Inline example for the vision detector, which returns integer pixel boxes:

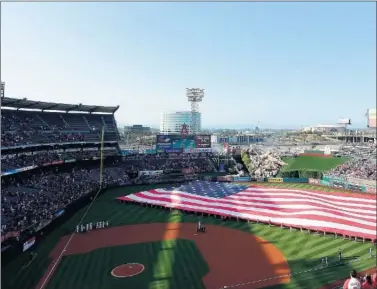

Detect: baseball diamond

[2,184,376,289]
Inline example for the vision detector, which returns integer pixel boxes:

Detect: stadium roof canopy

[1,97,119,114]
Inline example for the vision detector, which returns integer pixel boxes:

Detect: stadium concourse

[1,97,376,289]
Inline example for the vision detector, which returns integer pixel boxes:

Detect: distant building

[124,125,151,134]
[160,111,201,135]
[213,134,264,145]
[302,124,346,133]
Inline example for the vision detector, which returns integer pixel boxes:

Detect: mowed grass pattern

[47,240,209,289]
[281,156,348,172]
[2,184,376,289]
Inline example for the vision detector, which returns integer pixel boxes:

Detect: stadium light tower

[186,88,204,135]
[1,82,5,98]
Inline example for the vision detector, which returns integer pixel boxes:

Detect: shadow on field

[227,254,375,289]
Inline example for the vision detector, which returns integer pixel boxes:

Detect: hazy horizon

[3,2,376,129]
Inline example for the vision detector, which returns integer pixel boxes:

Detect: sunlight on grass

[149,211,182,289]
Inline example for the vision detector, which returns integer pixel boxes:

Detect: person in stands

[361,274,374,289]
[371,272,377,288]
[343,270,361,289]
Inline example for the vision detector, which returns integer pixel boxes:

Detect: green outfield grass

[281,156,349,172]
[249,182,364,194]
[47,240,208,289]
[2,184,375,289]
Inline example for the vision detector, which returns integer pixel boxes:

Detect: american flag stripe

[126,191,374,229]
[243,188,376,204]
[153,189,376,216]
[118,187,376,240]
[131,191,376,223]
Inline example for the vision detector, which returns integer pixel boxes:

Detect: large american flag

[117,181,377,240]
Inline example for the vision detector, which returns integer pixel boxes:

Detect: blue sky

[2,2,376,129]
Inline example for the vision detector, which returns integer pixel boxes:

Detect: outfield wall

[311,176,376,194]
[215,175,376,194]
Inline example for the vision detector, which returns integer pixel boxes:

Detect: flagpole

[99,126,105,187]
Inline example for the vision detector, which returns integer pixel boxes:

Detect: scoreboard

[195,135,211,148]
[156,134,211,151]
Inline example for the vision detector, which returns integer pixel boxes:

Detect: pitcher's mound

[111,263,145,278]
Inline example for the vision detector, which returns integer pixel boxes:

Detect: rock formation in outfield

[241,147,286,178]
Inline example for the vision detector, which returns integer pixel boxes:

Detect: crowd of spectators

[341,270,377,289]
[121,153,216,173]
[1,149,119,172]
[328,158,376,181]
[1,166,129,235]
[1,151,217,235]
[1,109,118,147]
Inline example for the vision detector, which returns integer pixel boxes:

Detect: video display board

[156,134,211,151]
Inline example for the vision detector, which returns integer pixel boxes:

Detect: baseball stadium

[1,95,376,289]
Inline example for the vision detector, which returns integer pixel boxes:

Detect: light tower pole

[1,82,5,98]
[186,88,204,135]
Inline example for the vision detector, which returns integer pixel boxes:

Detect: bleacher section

[1,97,120,147]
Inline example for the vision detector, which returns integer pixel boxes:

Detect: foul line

[22,253,38,269]
[38,188,104,289]
[221,256,372,288]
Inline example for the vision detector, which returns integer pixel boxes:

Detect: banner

[1,169,18,176]
[283,178,308,183]
[233,176,251,182]
[183,148,213,153]
[139,170,164,177]
[332,181,346,189]
[346,184,364,192]
[51,160,64,165]
[42,162,52,167]
[164,148,183,153]
[64,159,76,163]
[268,178,283,183]
[54,209,65,218]
[323,175,344,182]
[23,237,36,252]
[15,165,38,173]
[217,175,233,182]
[120,149,138,155]
[309,178,320,185]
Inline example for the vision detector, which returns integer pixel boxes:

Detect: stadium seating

[1,109,119,147]
[1,98,218,240]
[1,166,129,235]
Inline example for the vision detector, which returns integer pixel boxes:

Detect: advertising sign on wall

[23,237,36,252]
[268,178,283,183]
[332,181,346,189]
[164,148,183,153]
[217,175,233,182]
[233,176,251,182]
[183,148,213,153]
[347,184,364,192]
[309,178,320,185]
[139,170,164,177]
